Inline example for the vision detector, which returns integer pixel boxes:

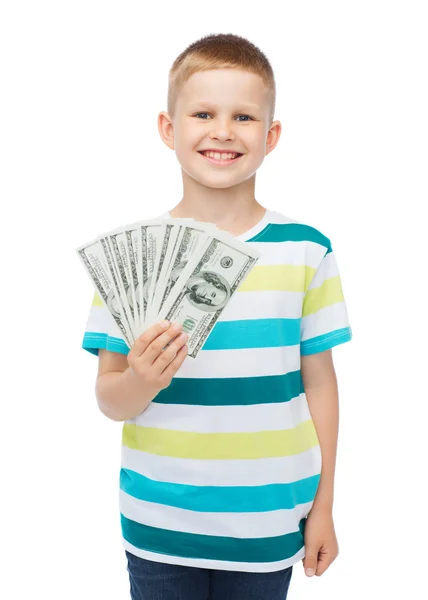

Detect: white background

[1,1,427,598]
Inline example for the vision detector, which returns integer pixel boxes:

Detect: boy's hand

[302,506,339,577]
[127,320,189,393]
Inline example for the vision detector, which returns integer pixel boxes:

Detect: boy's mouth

[198,150,243,166]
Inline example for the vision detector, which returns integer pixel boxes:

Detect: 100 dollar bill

[76,236,135,347]
[152,221,217,322]
[152,230,261,359]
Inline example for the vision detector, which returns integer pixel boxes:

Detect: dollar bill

[139,220,163,335]
[76,236,134,348]
[141,221,172,330]
[152,229,261,359]
[77,217,260,358]
[98,232,136,343]
[154,221,217,319]
[127,223,143,332]
[142,218,200,329]
[101,227,139,334]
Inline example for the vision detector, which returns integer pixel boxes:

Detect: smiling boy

[82,33,352,600]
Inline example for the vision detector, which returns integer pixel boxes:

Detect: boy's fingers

[152,330,188,371]
[128,320,171,360]
[143,323,183,364]
[158,344,189,385]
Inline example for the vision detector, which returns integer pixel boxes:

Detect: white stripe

[119,488,313,538]
[175,344,300,378]
[84,304,116,335]
[120,445,322,486]
[266,210,296,224]
[219,289,304,320]
[301,302,350,342]
[307,250,339,289]
[129,392,311,433]
[247,239,326,267]
[84,305,127,341]
[122,538,305,572]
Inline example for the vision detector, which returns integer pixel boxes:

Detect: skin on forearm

[95,368,159,422]
[301,349,339,512]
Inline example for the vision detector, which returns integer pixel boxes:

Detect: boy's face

[159,69,281,189]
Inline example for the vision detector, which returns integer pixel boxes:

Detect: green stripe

[121,512,307,563]
[154,370,304,406]
[249,222,332,253]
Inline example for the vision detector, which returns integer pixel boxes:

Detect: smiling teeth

[203,151,239,160]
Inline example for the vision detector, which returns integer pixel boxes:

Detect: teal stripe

[121,512,307,563]
[82,332,129,356]
[202,318,301,350]
[83,322,352,365]
[156,370,303,406]
[82,318,301,356]
[120,467,320,512]
[300,326,352,355]
[249,222,332,254]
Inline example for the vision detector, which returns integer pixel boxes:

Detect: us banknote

[76,217,260,358]
[147,229,261,358]
[76,235,135,347]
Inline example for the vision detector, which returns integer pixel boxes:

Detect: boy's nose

[210,130,235,142]
[210,117,236,139]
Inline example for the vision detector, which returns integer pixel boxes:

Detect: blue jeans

[125,551,293,600]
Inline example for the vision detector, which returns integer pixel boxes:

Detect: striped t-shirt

[81,208,352,573]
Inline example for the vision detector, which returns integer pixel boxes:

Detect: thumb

[304,551,318,577]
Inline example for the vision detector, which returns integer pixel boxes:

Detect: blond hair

[167,33,276,123]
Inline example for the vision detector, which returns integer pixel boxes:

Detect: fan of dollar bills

[76,217,261,359]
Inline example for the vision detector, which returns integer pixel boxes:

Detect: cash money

[150,220,217,322]
[151,230,261,358]
[76,236,135,347]
[76,217,261,359]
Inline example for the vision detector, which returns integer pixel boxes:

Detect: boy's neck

[168,198,267,238]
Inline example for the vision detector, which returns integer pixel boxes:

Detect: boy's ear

[265,120,282,156]
[158,111,175,151]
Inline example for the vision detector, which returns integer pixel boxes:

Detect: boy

[82,33,352,600]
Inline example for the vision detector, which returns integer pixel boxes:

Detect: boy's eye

[194,112,253,122]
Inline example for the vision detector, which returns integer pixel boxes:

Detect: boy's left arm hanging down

[301,348,339,512]
[300,349,340,577]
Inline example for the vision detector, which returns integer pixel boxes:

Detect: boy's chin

[193,173,244,189]
[180,166,243,188]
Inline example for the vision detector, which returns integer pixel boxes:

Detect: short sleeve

[82,291,130,356]
[300,241,352,355]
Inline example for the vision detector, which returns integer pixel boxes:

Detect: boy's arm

[301,349,339,512]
